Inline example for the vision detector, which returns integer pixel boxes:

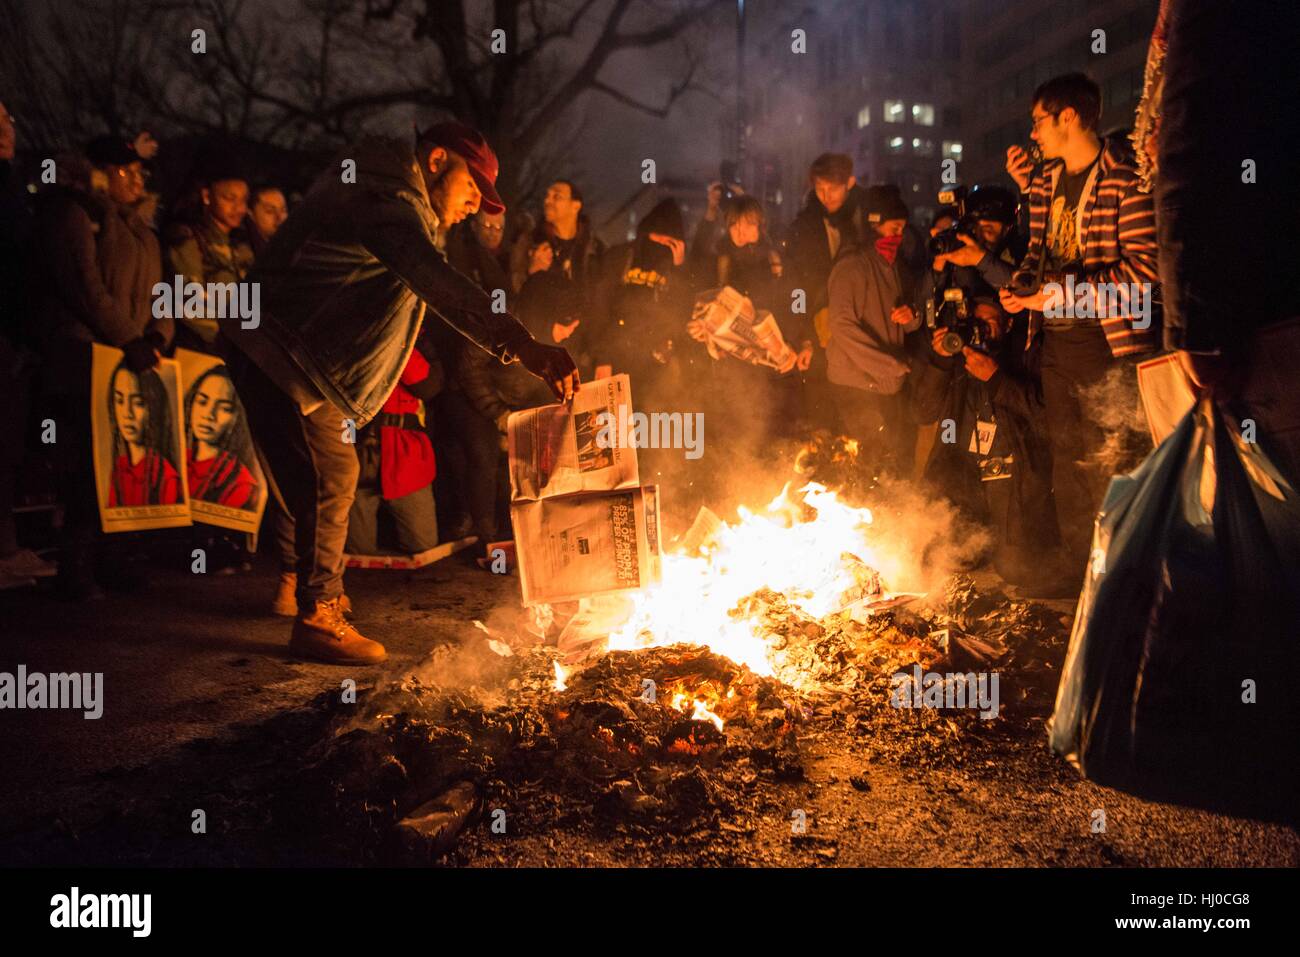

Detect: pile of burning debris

[270,560,1069,863]
[0,455,1073,867]
[267,475,1074,862]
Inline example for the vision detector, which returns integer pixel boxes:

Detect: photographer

[916,184,1022,319]
[911,295,1059,590]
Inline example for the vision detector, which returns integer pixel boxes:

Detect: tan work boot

[272,572,352,617]
[289,597,386,665]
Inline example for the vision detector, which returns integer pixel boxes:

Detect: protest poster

[91,342,191,533]
[175,348,267,534]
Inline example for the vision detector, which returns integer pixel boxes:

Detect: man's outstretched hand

[517,337,580,402]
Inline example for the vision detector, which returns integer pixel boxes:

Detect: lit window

[942,140,963,159]
[888,136,905,153]
[912,103,935,125]
[884,100,905,123]
[857,105,871,128]
[912,138,935,156]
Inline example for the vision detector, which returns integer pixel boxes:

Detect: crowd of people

[2,0,1298,670]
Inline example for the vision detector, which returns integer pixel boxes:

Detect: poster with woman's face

[175,349,267,534]
[91,342,191,532]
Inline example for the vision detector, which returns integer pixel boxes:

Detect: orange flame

[607,482,901,686]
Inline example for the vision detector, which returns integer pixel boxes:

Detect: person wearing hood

[219,122,577,665]
[825,184,920,479]
[589,198,693,399]
[31,135,173,599]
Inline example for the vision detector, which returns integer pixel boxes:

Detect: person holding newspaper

[221,122,578,666]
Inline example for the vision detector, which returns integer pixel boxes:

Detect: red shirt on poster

[108,451,182,507]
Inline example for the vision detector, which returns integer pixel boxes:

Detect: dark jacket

[910,320,1058,580]
[441,226,512,383]
[509,215,604,297]
[785,184,869,318]
[715,236,810,351]
[32,182,171,389]
[589,235,693,383]
[225,138,535,427]
[913,246,1019,322]
[1157,0,1300,354]
[0,160,33,347]
[511,215,604,367]
[459,336,553,428]
[688,215,725,289]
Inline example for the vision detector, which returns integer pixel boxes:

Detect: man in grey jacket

[826,185,919,478]
[221,122,577,665]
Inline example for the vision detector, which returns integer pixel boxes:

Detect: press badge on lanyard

[968,420,997,456]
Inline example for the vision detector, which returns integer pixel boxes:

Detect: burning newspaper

[507,374,638,501]
[512,485,663,606]
[692,286,796,372]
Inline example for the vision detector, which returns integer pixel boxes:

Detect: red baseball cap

[416,121,505,215]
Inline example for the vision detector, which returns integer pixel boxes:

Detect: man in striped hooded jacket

[999,73,1159,581]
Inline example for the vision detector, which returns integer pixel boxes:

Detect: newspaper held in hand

[1136,353,1197,446]
[511,485,662,606]
[692,286,797,372]
[507,374,639,501]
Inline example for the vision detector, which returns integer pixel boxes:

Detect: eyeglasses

[1030,111,1059,132]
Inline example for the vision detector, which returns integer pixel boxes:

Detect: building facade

[739,0,1157,231]
[743,0,964,230]
[960,0,1158,182]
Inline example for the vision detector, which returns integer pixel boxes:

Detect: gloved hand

[122,332,164,372]
[515,337,579,402]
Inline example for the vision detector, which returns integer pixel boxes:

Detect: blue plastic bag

[1048,398,1300,815]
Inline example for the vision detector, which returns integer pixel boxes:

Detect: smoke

[856,475,993,597]
[1077,361,1152,475]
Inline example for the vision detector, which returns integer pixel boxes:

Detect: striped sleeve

[1084,177,1158,290]
[1010,177,1049,290]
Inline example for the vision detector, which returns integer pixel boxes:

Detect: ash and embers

[276,574,1069,864]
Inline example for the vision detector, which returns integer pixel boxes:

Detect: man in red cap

[220,121,578,665]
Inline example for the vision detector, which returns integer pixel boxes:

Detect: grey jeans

[228,349,359,609]
[346,485,438,556]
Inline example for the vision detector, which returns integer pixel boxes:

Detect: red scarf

[874,235,902,264]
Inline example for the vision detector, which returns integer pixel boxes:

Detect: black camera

[720,161,741,203]
[927,185,1019,257]
[925,285,984,355]
[927,186,972,257]
[978,454,1014,482]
